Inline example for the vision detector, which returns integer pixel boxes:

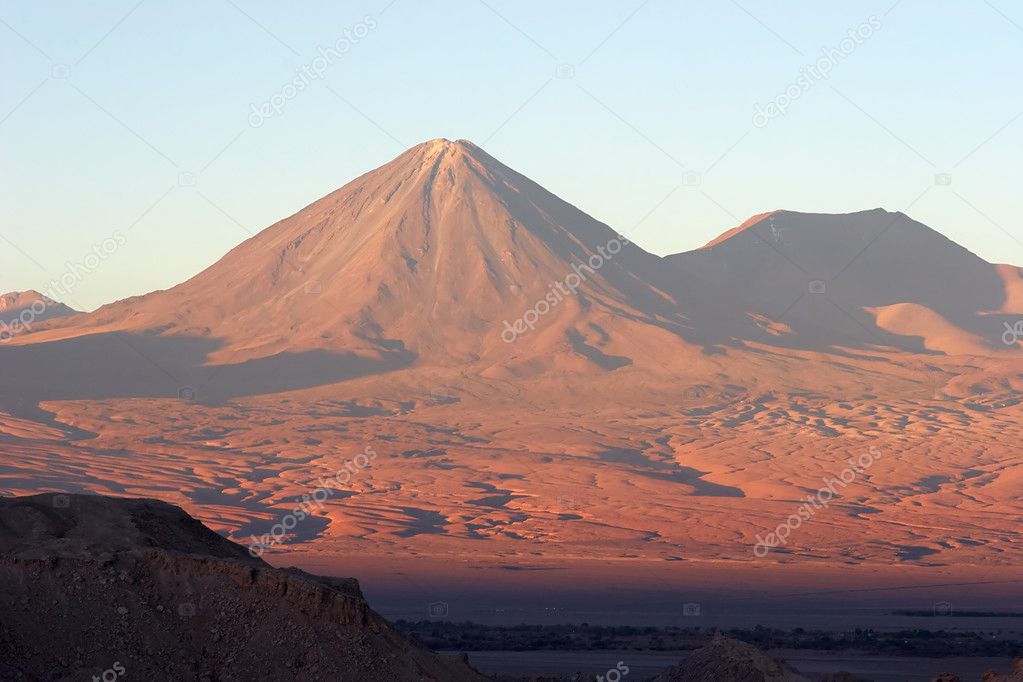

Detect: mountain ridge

[4,140,1020,399]
[14,138,754,375]
[0,290,78,333]
[665,208,1023,355]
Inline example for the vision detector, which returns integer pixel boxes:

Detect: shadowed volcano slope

[666,209,1023,355]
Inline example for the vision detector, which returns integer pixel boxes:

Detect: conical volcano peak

[394,137,510,198]
[409,137,481,158]
[414,137,481,151]
[420,137,454,156]
[37,137,698,366]
[404,138,494,172]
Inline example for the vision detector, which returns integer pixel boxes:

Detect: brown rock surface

[981,656,1023,681]
[650,633,810,681]
[0,290,78,333]
[0,493,485,681]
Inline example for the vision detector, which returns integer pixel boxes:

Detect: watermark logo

[0,231,127,343]
[1002,320,1023,346]
[91,661,125,682]
[428,601,449,618]
[248,16,378,127]
[754,445,882,557]
[596,661,630,682]
[557,495,579,510]
[502,233,630,343]
[684,386,708,401]
[430,387,457,404]
[753,16,882,128]
[555,63,575,79]
[248,446,377,557]
[0,295,52,342]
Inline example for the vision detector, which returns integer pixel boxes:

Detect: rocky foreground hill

[2,492,1020,681]
[649,634,812,681]
[0,493,485,681]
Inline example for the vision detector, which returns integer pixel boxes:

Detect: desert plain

[2,139,1021,625]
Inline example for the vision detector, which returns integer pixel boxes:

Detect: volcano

[17,139,756,385]
[7,144,1020,407]
[4,143,1023,622]
[666,209,1023,355]
[0,290,78,333]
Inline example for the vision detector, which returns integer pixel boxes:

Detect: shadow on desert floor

[0,331,416,405]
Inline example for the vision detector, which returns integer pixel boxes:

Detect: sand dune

[1,368,1020,580]
[869,302,993,355]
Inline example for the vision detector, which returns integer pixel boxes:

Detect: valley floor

[2,371,1021,621]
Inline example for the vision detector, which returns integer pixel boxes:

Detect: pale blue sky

[2,0,1021,310]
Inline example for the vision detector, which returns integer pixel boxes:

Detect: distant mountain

[652,633,810,681]
[4,146,1020,406]
[0,290,77,330]
[25,139,756,374]
[0,493,484,681]
[666,209,1023,355]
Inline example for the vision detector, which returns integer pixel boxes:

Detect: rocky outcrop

[0,493,485,681]
[982,657,1023,681]
[651,633,810,682]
